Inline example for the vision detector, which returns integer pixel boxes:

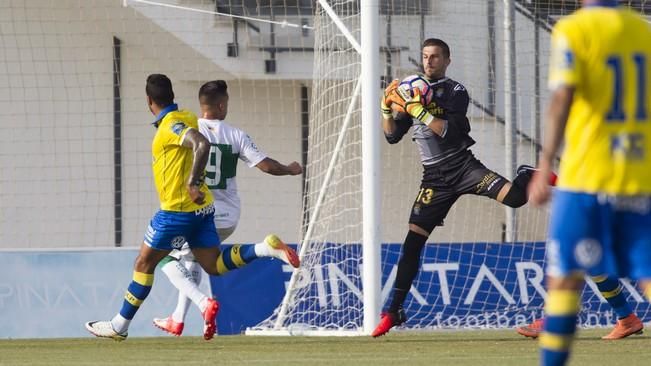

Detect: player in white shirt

[153,80,303,336]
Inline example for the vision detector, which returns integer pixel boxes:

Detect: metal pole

[503,0,517,242]
[487,0,496,114]
[112,36,123,247]
[533,9,541,163]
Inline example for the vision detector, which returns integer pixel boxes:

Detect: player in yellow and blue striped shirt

[529,1,651,365]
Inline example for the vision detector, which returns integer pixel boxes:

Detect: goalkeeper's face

[422,45,450,80]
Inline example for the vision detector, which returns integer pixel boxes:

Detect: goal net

[247,0,651,335]
[0,0,310,249]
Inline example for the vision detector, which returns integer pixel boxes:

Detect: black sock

[389,230,428,313]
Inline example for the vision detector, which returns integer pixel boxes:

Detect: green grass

[1,330,650,366]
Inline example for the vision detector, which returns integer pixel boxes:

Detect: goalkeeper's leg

[372,224,431,337]
[373,184,455,337]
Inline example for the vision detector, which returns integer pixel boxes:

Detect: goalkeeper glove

[381,79,399,119]
[399,87,435,126]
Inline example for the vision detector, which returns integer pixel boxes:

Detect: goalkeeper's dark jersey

[385,77,475,166]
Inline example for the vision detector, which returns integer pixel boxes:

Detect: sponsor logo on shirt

[195,204,216,216]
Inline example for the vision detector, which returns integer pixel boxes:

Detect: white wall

[0,0,304,248]
[0,0,552,249]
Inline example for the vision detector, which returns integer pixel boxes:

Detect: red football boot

[602,314,644,340]
[371,309,407,338]
[516,318,544,339]
[202,298,219,340]
[153,316,184,336]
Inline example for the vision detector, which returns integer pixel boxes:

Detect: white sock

[253,240,271,257]
[171,260,201,323]
[161,259,209,313]
[110,314,130,334]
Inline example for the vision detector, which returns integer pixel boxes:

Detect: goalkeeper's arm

[402,89,448,137]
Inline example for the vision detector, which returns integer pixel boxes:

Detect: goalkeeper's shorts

[408,150,508,232]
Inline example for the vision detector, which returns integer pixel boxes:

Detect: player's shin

[591,275,632,319]
[216,244,258,275]
[539,289,580,366]
[111,271,154,334]
[160,256,210,312]
[388,230,428,313]
[171,260,201,323]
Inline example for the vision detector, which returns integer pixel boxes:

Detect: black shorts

[408,150,508,230]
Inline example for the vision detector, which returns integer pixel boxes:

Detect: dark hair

[422,38,450,58]
[198,80,228,105]
[146,74,174,107]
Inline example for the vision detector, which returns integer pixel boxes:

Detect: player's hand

[381,79,400,119]
[402,88,435,125]
[387,85,408,114]
[187,184,206,205]
[528,164,553,206]
[287,161,303,175]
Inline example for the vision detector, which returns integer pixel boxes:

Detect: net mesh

[250,0,651,333]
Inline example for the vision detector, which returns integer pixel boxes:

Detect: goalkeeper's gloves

[398,87,435,126]
[381,79,399,119]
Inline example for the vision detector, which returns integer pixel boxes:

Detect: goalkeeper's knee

[502,184,527,208]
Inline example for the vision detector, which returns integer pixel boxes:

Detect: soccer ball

[398,74,434,106]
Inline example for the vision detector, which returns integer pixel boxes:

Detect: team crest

[171,122,187,135]
[574,239,602,268]
[171,236,186,249]
[435,88,444,98]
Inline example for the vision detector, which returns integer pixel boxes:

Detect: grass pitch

[1,329,649,366]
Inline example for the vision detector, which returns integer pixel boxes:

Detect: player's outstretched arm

[256,158,303,176]
[181,128,211,204]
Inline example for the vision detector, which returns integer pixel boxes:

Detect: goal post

[261,0,382,335]
[360,0,382,335]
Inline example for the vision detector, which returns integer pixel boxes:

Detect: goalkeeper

[152,80,303,337]
[373,38,556,337]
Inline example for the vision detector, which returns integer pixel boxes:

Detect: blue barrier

[1,242,649,338]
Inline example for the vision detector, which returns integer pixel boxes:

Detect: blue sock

[216,245,258,274]
[118,271,154,320]
[540,290,580,366]
[592,275,632,319]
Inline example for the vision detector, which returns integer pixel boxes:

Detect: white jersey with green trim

[198,118,267,229]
